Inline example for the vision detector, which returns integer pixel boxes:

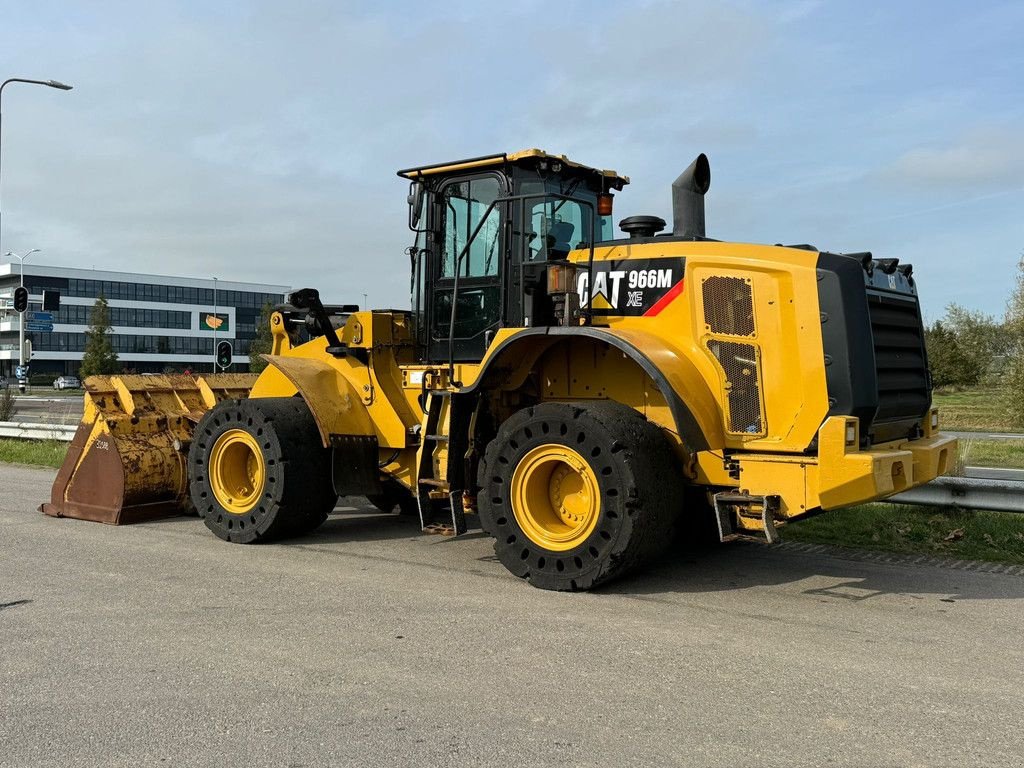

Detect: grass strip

[958,438,1024,469]
[0,438,69,469]
[933,387,1017,433]
[783,503,1024,565]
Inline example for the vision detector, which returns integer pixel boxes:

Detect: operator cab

[399,149,629,364]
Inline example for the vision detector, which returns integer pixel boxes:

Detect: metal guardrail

[0,420,77,441]
[1,420,1021,513]
[888,476,1024,514]
[962,466,1024,483]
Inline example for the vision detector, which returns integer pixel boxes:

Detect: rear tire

[189,397,337,543]
[477,401,684,591]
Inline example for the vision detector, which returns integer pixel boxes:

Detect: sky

[0,0,1021,321]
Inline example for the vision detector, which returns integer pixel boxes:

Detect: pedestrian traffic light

[216,340,233,370]
[13,286,28,312]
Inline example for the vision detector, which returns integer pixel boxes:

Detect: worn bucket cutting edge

[41,373,257,524]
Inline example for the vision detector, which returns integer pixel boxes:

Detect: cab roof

[396,148,629,188]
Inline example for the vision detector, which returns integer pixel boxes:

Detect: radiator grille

[866,290,930,426]
[702,276,755,337]
[709,340,763,434]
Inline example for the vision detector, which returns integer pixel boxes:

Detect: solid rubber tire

[189,397,337,543]
[477,401,684,591]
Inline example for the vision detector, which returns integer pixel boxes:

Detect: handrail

[443,191,597,385]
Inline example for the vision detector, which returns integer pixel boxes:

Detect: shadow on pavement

[603,539,1024,602]
[120,498,1024,602]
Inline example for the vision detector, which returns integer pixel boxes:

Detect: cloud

[884,126,1024,190]
[777,0,824,24]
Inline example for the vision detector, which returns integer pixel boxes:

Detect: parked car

[53,375,82,391]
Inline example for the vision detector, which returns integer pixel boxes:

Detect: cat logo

[577,257,686,317]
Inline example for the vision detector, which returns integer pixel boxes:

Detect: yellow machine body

[46,148,954,587]
[248,236,953,539]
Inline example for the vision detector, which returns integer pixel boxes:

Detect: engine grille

[866,289,930,429]
[702,275,755,336]
[708,340,763,434]
[701,275,764,435]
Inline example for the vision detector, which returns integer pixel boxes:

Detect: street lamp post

[6,247,40,391]
[0,78,73,260]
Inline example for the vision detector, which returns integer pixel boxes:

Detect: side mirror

[408,181,426,229]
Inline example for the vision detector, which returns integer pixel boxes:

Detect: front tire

[189,397,337,543]
[477,401,684,591]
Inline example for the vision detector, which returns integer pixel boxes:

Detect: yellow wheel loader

[45,149,956,591]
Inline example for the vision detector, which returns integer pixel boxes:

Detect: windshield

[519,178,614,262]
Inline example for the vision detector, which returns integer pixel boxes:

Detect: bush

[1004,254,1024,427]
[0,387,14,421]
[1006,361,1024,428]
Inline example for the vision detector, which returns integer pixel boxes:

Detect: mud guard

[257,355,383,496]
[458,326,714,453]
[256,355,377,447]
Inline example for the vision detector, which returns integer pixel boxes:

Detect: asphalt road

[2,464,1024,767]
[7,396,83,425]
[945,430,1024,441]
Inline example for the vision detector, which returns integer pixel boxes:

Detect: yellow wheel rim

[209,429,265,515]
[510,444,600,552]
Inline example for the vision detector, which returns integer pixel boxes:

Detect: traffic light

[216,340,233,370]
[42,290,61,311]
[13,286,28,312]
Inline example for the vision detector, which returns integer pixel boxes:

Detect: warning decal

[576,257,686,317]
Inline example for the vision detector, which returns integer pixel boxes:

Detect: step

[713,492,781,544]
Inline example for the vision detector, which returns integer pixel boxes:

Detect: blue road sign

[25,322,54,332]
[29,311,53,322]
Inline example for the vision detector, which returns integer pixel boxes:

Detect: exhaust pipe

[672,153,711,239]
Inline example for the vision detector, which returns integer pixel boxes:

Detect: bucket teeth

[41,373,257,525]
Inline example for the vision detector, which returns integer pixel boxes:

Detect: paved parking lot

[3,464,1023,767]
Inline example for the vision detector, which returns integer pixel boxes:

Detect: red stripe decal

[643,279,685,317]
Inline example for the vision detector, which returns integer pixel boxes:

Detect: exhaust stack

[672,153,711,239]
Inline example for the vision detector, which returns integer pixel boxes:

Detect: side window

[440,176,501,279]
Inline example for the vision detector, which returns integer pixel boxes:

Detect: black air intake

[672,153,711,239]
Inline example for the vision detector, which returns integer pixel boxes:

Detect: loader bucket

[41,373,257,524]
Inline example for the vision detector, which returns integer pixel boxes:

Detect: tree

[924,303,1003,388]
[79,295,119,378]
[925,320,970,388]
[249,302,275,373]
[945,304,1009,368]
[1004,253,1024,426]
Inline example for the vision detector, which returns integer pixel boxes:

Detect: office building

[0,262,289,377]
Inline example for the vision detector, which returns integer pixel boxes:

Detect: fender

[458,327,715,453]
[252,355,376,448]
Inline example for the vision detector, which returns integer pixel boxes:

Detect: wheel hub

[209,429,265,514]
[511,444,600,552]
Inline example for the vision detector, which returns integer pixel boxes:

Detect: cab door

[427,172,507,362]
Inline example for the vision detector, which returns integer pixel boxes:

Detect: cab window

[440,176,501,278]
